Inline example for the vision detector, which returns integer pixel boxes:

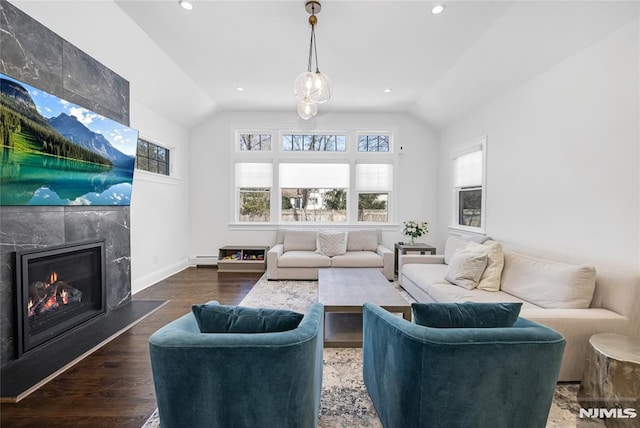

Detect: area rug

[142,275,604,428]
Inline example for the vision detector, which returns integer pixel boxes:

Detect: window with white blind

[451,137,486,231]
[236,163,273,222]
[280,163,349,222]
[356,164,393,222]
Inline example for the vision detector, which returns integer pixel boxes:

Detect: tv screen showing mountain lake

[0,73,138,206]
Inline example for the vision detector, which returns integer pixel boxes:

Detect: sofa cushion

[444,247,488,290]
[331,251,383,268]
[411,302,523,328]
[425,283,542,309]
[500,251,596,309]
[283,230,318,252]
[316,231,348,257]
[346,229,379,251]
[465,241,504,292]
[278,251,331,268]
[401,264,451,294]
[192,301,304,333]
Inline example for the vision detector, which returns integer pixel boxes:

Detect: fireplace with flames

[15,240,106,357]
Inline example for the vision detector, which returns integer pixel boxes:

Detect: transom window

[239,133,272,151]
[358,135,390,152]
[281,134,346,152]
[136,138,170,176]
[233,130,395,224]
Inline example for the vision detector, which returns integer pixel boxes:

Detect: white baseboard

[132,258,190,294]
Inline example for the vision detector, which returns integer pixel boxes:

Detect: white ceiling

[12,1,640,131]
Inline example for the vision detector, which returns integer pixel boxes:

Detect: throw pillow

[346,229,379,251]
[444,247,489,289]
[192,301,304,333]
[465,241,505,292]
[316,231,348,257]
[412,302,523,328]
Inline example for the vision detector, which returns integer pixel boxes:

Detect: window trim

[450,136,487,233]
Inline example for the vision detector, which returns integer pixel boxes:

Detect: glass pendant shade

[297,99,317,120]
[313,72,331,104]
[294,71,331,104]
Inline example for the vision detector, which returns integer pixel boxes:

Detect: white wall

[129,101,191,293]
[188,111,439,262]
[11,0,196,293]
[437,20,640,273]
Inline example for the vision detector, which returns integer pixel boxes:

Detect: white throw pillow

[346,229,379,251]
[465,241,504,292]
[315,231,348,257]
[444,248,489,290]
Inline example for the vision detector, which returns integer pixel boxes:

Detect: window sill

[228,223,400,231]
[134,170,181,186]
[448,225,486,237]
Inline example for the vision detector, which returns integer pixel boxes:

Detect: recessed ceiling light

[236,87,245,92]
[431,4,445,14]
[179,1,194,11]
[383,88,392,93]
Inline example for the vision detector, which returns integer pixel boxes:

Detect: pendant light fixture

[294,1,331,120]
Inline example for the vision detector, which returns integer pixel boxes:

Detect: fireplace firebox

[15,240,106,357]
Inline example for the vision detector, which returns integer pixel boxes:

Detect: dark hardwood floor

[1,267,261,427]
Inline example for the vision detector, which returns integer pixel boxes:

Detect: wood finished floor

[0,267,261,428]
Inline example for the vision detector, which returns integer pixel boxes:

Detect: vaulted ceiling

[12,1,640,131]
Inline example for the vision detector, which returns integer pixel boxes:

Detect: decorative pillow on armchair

[444,247,489,289]
[192,301,304,333]
[412,302,523,328]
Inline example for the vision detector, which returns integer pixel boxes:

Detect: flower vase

[410,236,416,245]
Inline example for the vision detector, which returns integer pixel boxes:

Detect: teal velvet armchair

[362,303,566,428]
[149,302,324,428]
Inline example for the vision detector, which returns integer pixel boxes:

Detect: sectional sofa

[399,236,640,381]
[267,229,394,280]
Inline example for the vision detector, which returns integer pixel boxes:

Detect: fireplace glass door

[16,240,106,356]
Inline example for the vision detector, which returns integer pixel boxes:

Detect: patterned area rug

[143,275,604,428]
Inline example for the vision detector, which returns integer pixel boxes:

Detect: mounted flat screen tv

[0,73,138,206]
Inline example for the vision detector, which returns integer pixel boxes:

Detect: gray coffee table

[318,268,412,347]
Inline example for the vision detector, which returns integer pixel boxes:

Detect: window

[281,134,346,152]
[235,163,272,222]
[280,163,349,222]
[451,138,486,231]
[358,135,390,152]
[239,133,271,151]
[232,129,396,225]
[136,138,170,175]
[356,164,393,222]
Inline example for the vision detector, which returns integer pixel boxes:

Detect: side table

[577,333,640,427]
[394,243,436,277]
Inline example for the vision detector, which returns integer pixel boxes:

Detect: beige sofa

[399,236,640,382]
[267,229,394,281]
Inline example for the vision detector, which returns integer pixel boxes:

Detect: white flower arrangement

[402,220,429,244]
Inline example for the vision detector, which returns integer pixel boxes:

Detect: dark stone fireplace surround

[0,0,132,367]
